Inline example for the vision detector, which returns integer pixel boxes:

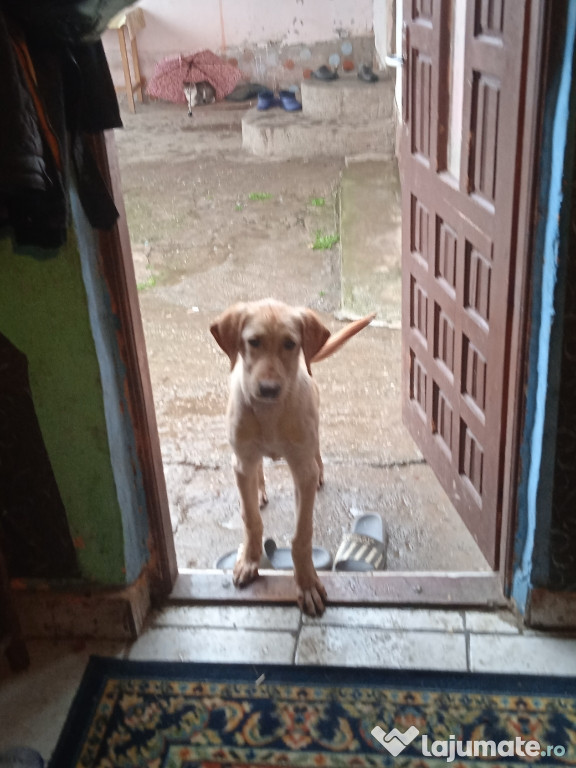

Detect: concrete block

[242,109,395,159]
[301,74,395,121]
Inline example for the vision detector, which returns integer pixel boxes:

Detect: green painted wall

[0,232,126,585]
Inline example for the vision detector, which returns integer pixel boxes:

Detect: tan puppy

[210,299,374,616]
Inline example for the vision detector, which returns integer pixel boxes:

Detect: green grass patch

[312,231,340,250]
[309,197,325,207]
[248,192,273,201]
[137,275,157,291]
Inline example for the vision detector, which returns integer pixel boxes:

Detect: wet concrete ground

[113,99,489,572]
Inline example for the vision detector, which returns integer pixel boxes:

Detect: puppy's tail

[311,313,376,364]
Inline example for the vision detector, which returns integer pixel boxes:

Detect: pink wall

[103,0,376,91]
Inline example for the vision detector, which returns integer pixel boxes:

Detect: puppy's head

[210,300,330,403]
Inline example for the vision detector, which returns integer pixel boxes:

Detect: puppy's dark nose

[259,381,281,399]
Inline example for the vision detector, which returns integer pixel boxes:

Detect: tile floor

[1,604,576,762]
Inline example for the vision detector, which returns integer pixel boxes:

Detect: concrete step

[339,159,402,327]
[241,72,396,159]
[242,108,396,159]
[301,74,395,121]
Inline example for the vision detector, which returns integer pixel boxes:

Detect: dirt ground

[113,99,490,573]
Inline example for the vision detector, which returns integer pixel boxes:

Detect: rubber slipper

[333,513,388,571]
[279,90,302,111]
[257,89,281,110]
[357,65,379,83]
[264,538,333,571]
[312,65,339,81]
[214,543,273,570]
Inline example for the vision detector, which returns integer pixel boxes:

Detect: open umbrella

[147,49,242,103]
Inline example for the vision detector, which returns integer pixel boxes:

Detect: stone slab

[242,109,395,158]
[301,73,395,121]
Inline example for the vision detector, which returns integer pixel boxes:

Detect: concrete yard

[113,95,489,573]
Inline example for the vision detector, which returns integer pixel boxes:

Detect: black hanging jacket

[0,1,126,250]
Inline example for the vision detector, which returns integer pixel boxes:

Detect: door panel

[401,0,528,568]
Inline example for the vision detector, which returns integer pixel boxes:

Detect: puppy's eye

[283,338,296,351]
[248,338,260,348]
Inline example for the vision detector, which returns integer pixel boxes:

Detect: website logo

[371,725,567,763]
[371,725,420,756]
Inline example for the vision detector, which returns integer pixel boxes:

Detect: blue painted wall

[512,2,576,611]
[70,185,150,584]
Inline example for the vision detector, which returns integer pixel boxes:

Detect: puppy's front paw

[296,575,327,617]
[233,556,260,588]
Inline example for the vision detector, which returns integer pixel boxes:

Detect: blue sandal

[257,89,280,110]
[279,90,302,111]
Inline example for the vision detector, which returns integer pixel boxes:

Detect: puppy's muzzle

[258,380,282,400]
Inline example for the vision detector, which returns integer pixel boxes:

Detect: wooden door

[400,0,529,568]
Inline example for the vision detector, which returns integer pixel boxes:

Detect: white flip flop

[333,514,388,571]
[263,538,333,571]
[214,543,273,570]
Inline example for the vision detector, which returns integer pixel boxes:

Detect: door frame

[498,0,550,591]
[91,131,178,598]
[96,0,547,608]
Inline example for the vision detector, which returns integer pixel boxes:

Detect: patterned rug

[49,658,576,767]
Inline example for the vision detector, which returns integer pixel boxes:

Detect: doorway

[104,0,540,606]
[112,97,492,573]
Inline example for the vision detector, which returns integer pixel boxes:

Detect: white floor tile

[0,639,126,761]
[6,604,576,767]
[153,605,301,631]
[465,610,520,634]
[128,627,296,664]
[470,634,576,675]
[304,607,464,632]
[296,625,468,670]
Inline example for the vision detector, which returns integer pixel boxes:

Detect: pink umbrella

[147,49,242,103]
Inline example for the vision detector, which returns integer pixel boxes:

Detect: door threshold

[169,569,507,608]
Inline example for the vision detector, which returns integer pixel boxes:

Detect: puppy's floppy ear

[210,303,247,370]
[299,308,331,375]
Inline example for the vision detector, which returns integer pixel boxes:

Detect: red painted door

[400,0,529,568]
